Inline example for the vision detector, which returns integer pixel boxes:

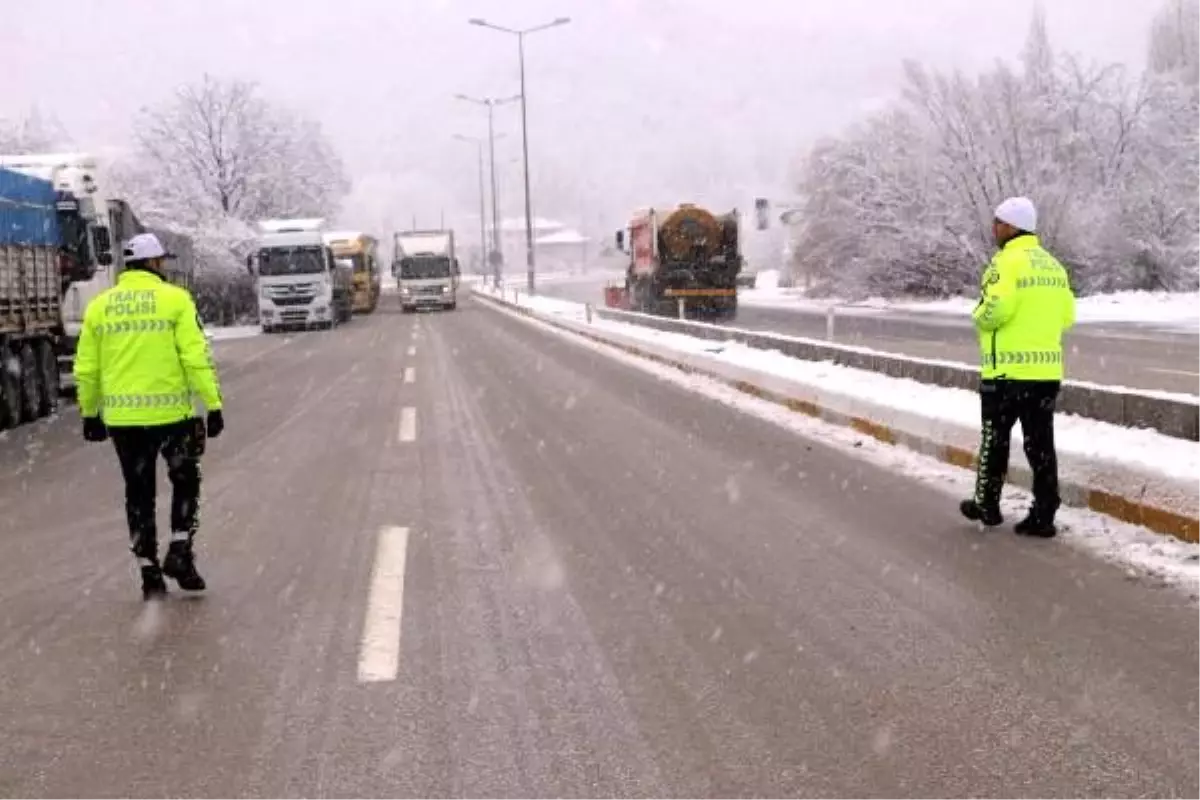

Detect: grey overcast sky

[3,0,1157,236]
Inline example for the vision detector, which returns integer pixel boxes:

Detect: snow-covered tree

[133,74,349,224]
[791,4,1199,298]
[1148,0,1200,83]
[0,108,71,153]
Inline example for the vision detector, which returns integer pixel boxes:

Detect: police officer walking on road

[74,233,225,600]
[960,197,1076,538]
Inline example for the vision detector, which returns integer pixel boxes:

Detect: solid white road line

[407,345,416,357]
[398,407,417,442]
[1145,366,1200,378]
[404,366,415,384]
[357,526,410,683]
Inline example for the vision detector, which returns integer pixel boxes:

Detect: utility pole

[468,15,571,294]
[453,134,491,282]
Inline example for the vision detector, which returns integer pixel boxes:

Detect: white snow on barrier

[740,287,1200,333]
[476,287,1200,593]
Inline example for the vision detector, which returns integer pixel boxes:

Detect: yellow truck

[324,231,382,314]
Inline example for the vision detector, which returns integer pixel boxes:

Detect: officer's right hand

[206,409,225,439]
[82,417,108,443]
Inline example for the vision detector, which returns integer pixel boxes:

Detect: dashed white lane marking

[407,345,416,357]
[404,367,415,384]
[398,407,417,443]
[357,526,410,683]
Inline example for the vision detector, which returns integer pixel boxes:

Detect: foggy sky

[3,0,1157,237]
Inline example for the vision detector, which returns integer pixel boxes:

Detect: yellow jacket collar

[117,268,166,286]
[1002,234,1040,251]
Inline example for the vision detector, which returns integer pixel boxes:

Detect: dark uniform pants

[109,419,205,564]
[974,379,1061,515]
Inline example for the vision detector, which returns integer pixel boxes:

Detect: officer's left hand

[206,409,224,439]
[82,417,108,443]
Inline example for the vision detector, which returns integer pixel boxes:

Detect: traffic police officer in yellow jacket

[960,197,1075,537]
[74,233,225,599]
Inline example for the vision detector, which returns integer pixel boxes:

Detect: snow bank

[475,287,1200,593]
[754,269,781,290]
[206,324,261,342]
[740,287,1200,331]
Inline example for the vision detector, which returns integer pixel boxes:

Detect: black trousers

[109,419,204,564]
[974,379,1061,515]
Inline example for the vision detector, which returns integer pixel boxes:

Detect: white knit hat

[123,233,176,262]
[994,197,1037,233]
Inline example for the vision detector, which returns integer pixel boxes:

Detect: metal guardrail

[588,306,1200,442]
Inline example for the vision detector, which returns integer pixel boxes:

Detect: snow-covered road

[0,298,1195,797]
[539,276,1200,395]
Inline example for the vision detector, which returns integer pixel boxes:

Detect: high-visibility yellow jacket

[973,234,1076,381]
[74,269,224,426]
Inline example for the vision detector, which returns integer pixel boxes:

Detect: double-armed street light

[468,16,572,294]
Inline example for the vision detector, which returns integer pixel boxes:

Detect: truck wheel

[0,343,18,429]
[18,343,41,423]
[35,340,59,416]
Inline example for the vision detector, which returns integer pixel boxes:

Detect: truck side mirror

[245,253,256,275]
[615,230,625,252]
[453,258,461,276]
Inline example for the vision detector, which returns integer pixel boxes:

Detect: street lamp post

[455,93,519,277]
[469,16,571,294]
[452,134,490,283]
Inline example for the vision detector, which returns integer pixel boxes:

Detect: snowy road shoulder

[741,280,1200,334]
[473,288,1200,595]
[206,324,261,342]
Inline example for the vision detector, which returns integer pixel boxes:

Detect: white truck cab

[248,219,354,332]
[393,229,460,313]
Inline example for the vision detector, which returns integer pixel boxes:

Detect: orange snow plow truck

[612,203,741,321]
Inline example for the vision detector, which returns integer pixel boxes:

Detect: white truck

[0,153,120,366]
[247,218,354,332]
[393,229,460,313]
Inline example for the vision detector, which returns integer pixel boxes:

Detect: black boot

[960,499,1004,527]
[162,540,206,592]
[1015,509,1057,538]
[141,565,168,601]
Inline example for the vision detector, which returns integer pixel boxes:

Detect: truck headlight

[441,285,449,293]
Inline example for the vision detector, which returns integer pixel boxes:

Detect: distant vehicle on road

[324,230,382,314]
[613,203,741,321]
[393,228,460,313]
[248,218,354,332]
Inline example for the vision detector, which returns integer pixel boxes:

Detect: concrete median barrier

[588,306,1199,441]
[475,289,1199,543]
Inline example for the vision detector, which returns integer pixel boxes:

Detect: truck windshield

[400,256,451,279]
[335,254,365,273]
[258,246,326,276]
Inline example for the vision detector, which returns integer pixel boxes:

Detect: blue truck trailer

[0,166,66,428]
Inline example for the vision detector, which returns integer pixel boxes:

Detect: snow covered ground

[206,324,261,342]
[479,286,1200,594]
[743,274,1200,332]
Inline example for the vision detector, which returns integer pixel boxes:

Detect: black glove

[82,416,108,443]
[206,409,224,439]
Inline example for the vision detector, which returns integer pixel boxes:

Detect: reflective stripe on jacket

[73,268,223,426]
[972,235,1076,381]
